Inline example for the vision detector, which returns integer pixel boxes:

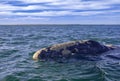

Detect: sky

[0,0,120,24]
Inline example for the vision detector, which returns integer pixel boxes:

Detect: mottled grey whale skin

[33,40,114,62]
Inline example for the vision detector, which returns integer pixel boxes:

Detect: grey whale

[33,40,115,62]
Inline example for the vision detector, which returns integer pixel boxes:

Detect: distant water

[0,25,120,81]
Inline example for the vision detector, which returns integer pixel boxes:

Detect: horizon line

[0,24,120,25]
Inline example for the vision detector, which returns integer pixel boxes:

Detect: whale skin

[33,40,114,62]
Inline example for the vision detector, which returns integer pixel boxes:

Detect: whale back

[33,40,113,61]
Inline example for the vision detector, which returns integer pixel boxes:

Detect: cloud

[1,0,120,11]
[20,0,59,3]
[1,9,120,17]
[0,0,119,24]
[47,0,120,10]
[0,3,48,11]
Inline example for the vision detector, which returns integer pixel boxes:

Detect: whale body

[33,40,114,62]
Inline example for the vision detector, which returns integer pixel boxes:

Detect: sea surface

[0,25,120,81]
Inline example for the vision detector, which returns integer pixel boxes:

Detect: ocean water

[0,25,120,81]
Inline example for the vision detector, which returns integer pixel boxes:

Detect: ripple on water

[96,60,120,81]
[0,25,120,81]
[13,61,106,81]
[2,75,20,81]
[0,49,19,58]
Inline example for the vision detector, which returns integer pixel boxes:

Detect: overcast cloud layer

[0,0,120,24]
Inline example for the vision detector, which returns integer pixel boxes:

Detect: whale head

[33,48,47,60]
